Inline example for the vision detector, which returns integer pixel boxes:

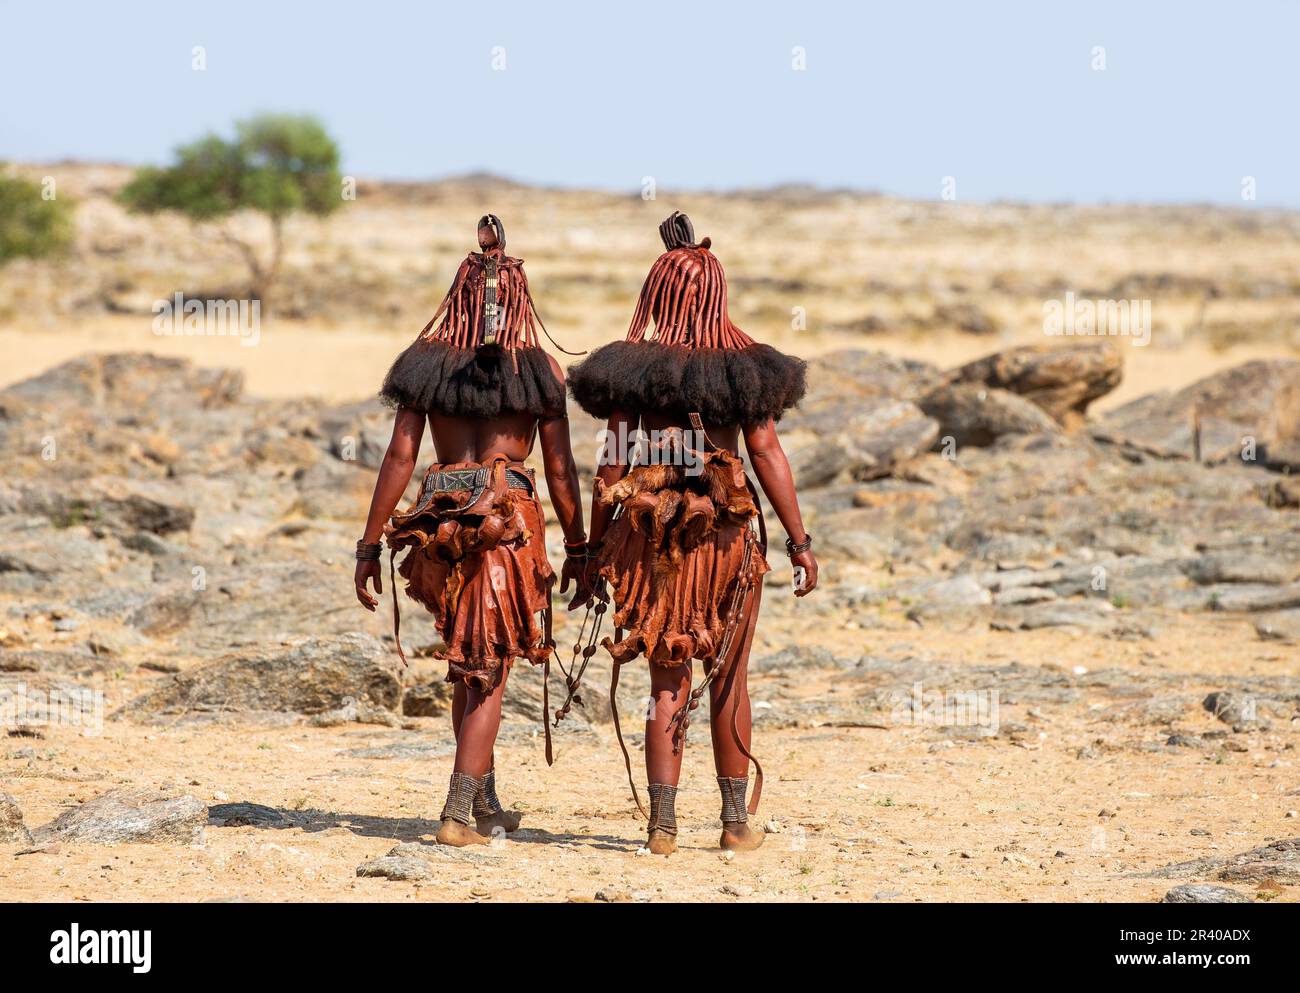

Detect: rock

[1146,838,1300,884]
[21,479,195,537]
[208,802,295,828]
[1255,609,1300,641]
[1,352,243,415]
[308,698,402,728]
[1100,359,1300,464]
[33,786,205,845]
[503,660,611,725]
[1260,476,1300,509]
[783,399,939,483]
[1162,884,1251,904]
[945,342,1123,427]
[750,645,849,674]
[1210,582,1300,613]
[918,384,1060,448]
[904,575,992,626]
[801,350,942,405]
[1203,690,1257,725]
[402,684,454,717]
[0,792,34,845]
[356,841,498,880]
[356,854,435,881]
[1184,551,1299,585]
[1006,599,1116,632]
[933,301,997,336]
[993,586,1058,606]
[120,632,403,717]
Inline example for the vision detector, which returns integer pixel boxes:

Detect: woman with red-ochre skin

[568,212,818,855]
[356,216,589,847]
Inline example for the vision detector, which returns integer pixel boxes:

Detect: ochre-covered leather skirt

[387,457,554,692]
[596,443,769,668]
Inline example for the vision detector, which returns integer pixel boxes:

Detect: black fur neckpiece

[567,341,806,425]
[379,338,565,418]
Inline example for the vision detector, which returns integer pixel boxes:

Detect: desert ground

[1,165,1298,902]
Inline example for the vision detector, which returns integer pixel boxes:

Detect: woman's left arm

[742,418,818,596]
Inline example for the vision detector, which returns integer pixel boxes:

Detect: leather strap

[609,660,648,819]
[389,545,408,668]
[542,573,555,766]
[687,411,720,453]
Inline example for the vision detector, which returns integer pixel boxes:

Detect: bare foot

[475,809,523,834]
[436,819,490,847]
[720,823,765,852]
[647,829,677,855]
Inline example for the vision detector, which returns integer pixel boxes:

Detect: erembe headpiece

[379,215,567,418]
[568,212,805,425]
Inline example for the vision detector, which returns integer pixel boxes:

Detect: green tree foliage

[119,114,344,301]
[0,172,74,264]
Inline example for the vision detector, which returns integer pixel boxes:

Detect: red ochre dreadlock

[566,211,807,426]
[418,251,544,356]
[378,214,571,419]
[626,211,755,350]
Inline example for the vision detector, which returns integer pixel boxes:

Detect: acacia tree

[0,172,74,264]
[118,114,344,304]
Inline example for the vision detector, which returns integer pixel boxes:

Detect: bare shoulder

[544,352,565,384]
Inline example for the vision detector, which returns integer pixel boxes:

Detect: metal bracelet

[355,540,383,561]
[785,532,813,557]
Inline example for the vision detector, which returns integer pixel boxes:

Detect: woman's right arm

[355,407,427,610]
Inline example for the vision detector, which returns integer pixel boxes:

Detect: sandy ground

[4,611,1296,904]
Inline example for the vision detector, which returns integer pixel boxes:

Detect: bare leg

[644,661,692,854]
[451,681,520,833]
[709,585,765,851]
[437,667,510,846]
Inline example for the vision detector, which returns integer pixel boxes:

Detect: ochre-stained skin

[356,219,590,845]
[575,214,821,853]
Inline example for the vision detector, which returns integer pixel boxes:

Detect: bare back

[427,410,539,463]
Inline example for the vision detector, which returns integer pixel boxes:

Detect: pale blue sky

[2,0,1296,205]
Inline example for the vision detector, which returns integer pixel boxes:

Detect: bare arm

[537,356,590,606]
[742,418,819,596]
[355,407,426,610]
[538,413,586,545]
[589,409,635,549]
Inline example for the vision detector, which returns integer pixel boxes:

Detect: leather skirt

[387,457,554,692]
[596,446,769,668]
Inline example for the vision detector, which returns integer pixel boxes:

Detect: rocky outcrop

[918,384,1059,448]
[943,342,1123,427]
[1099,359,1300,466]
[119,633,403,718]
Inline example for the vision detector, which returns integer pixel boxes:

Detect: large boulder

[783,399,939,483]
[784,352,942,482]
[918,384,1060,448]
[944,342,1123,427]
[1099,359,1300,466]
[119,632,403,717]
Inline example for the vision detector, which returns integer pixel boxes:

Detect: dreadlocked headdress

[379,214,568,418]
[568,212,806,425]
